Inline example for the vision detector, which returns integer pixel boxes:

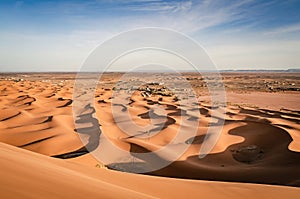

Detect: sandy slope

[1,142,300,199]
[0,73,300,198]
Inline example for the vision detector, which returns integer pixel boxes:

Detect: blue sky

[0,0,300,71]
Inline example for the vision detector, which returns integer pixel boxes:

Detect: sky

[0,0,300,72]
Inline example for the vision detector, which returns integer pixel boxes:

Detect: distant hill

[286,68,300,72]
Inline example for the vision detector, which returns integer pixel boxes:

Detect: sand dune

[1,142,300,199]
[0,73,300,198]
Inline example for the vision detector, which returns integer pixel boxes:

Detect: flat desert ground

[0,72,299,198]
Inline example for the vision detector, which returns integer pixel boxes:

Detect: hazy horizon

[1,68,300,73]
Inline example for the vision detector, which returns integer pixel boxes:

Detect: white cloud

[116,0,255,33]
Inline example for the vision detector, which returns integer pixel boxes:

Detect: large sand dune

[1,142,300,199]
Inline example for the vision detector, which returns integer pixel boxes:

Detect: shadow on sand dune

[53,104,101,159]
[108,120,300,187]
[157,121,300,187]
[51,102,300,187]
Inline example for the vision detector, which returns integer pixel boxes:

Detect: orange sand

[0,73,299,198]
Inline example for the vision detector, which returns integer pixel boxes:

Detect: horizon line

[1,68,300,74]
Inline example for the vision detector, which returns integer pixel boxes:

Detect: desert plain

[0,72,299,199]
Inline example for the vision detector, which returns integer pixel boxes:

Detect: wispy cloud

[80,0,258,36]
[123,0,192,13]
[264,23,300,35]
